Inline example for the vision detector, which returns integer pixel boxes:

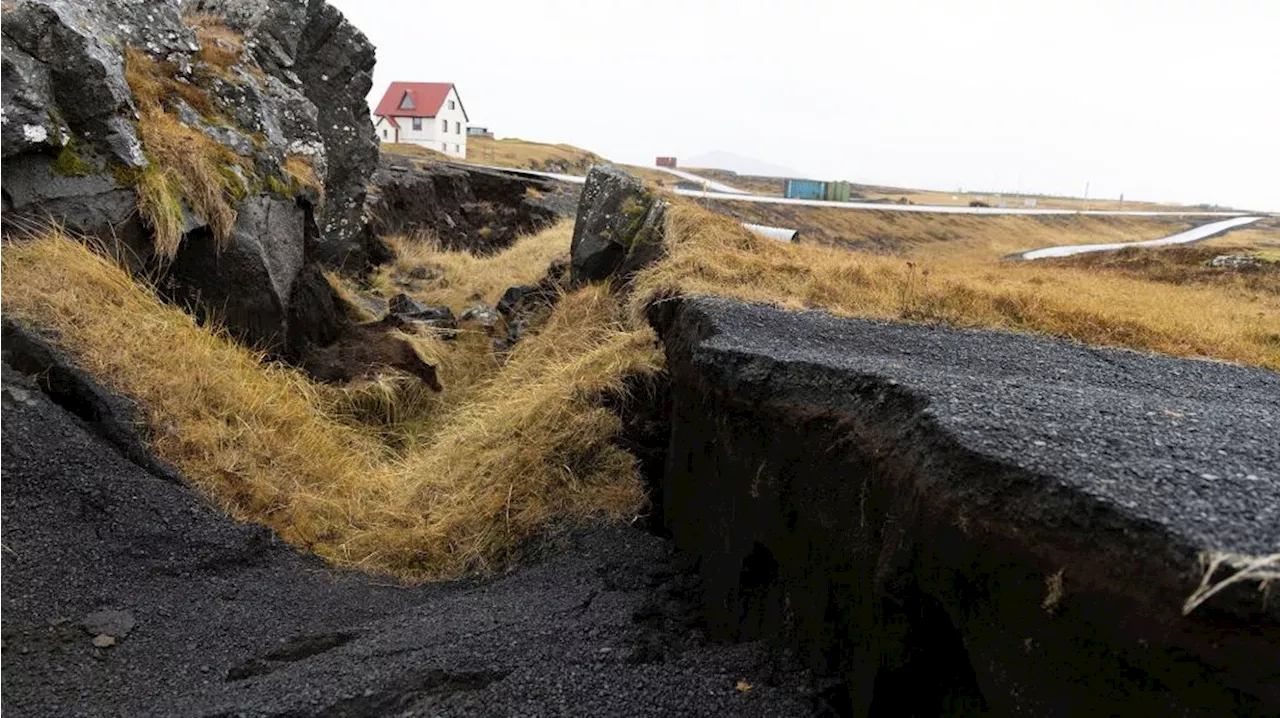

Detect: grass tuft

[124,47,243,257]
[185,12,246,74]
[283,154,324,200]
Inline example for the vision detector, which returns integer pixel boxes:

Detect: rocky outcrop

[366,156,564,254]
[189,0,382,270]
[651,297,1280,716]
[1,0,388,368]
[570,165,667,284]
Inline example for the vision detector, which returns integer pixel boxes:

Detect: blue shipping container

[784,178,827,200]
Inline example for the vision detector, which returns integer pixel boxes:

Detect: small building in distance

[373,82,469,159]
[655,156,678,168]
[466,126,493,138]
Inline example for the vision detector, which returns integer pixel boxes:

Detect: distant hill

[683,151,797,178]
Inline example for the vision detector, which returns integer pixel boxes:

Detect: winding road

[1010,216,1265,260]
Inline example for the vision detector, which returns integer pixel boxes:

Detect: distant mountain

[683,151,797,178]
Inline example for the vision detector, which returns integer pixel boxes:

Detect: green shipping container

[823,180,851,202]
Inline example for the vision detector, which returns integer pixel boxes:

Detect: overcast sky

[331,0,1278,211]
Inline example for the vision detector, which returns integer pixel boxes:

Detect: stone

[164,195,307,353]
[299,319,442,392]
[460,304,500,329]
[92,634,117,649]
[387,293,456,329]
[82,609,135,639]
[194,0,381,270]
[1209,254,1261,269]
[569,165,667,284]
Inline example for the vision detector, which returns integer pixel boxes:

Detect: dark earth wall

[651,297,1280,716]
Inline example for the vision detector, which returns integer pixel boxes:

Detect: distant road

[1011,216,1264,260]
[449,161,1257,218]
[650,166,749,194]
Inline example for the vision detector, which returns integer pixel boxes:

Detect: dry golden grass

[465,135,604,173]
[125,47,242,256]
[702,199,1193,260]
[2,231,658,580]
[373,220,572,309]
[381,143,450,161]
[184,12,245,72]
[631,202,1280,370]
[282,154,324,199]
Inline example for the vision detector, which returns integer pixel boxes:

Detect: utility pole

[1084,181,1090,211]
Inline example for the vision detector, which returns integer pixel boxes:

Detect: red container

[655,156,678,168]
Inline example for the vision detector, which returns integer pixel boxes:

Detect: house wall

[435,87,468,159]
[373,87,469,159]
[373,116,399,144]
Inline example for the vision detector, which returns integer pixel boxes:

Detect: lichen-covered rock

[569,165,667,284]
[189,0,380,270]
[1,0,384,369]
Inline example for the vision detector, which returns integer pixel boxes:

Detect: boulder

[459,304,500,330]
[1209,254,1261,269]
[299,319,442,392]
[163,195,309,353]
[386,293,457,333]
[570,165,667,284]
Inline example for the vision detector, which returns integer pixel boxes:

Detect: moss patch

[51,140,94,177]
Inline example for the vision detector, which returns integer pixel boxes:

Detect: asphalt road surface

[1012,215,1265,259]
[683,297,1280,558]
[651,166,749,194]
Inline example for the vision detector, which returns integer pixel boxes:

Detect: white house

[372,82,469,159]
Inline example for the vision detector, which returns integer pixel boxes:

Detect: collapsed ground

[2,0,1278,712]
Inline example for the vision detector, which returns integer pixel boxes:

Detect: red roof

[374,82,467,121]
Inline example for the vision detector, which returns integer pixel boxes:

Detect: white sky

[331,0,1279,210]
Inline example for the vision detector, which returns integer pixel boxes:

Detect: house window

[381,129,387,139]
[442,119,448,133]
[399,92,414,110]
[454,144,459,153]
[412,117,422,131]
[455,121,461,134]
[448,100,456,110]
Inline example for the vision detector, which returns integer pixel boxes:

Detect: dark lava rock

[0,319,185,485]
[163,196,312,353]
[1,0,383,365]
[366,157,562,255]
[459,304,500,329]
[388,293,457,331]
[570,165,667,284]
[1,361,819,717]
[193,0,383,270]
[651,297,1280,716]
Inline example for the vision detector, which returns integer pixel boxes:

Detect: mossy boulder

[569,165,668,285]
